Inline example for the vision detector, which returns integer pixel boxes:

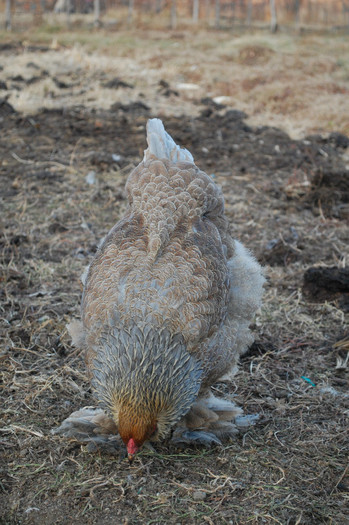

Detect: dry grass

[0,29,349,525]
[0,28,349,138]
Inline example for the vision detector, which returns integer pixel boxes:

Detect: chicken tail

[144,118,194,163]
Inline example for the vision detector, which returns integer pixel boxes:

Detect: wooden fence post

[270,0,277,32]
[155,0,162,13]
[94,0,101,26]
[215,0,220,28]
[246,0,252,27]
[193,0,199,24]
[344,1,349,27]
[128,0,134,25]
[5,0,11,30]
[171,0,177,29]
[294,0,300,30]
[34,0,43,25]
[66,0,71,28]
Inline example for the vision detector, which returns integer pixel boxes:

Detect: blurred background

[1,1,348,139]
[1,0,349,32]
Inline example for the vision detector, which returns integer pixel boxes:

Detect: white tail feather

[144,118,194,163]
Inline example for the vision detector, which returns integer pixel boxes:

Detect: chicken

[55,119,264,460]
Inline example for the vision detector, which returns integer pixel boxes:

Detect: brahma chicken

[55,119,264,460]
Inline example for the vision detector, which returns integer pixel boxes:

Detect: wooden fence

[1,0,349,32]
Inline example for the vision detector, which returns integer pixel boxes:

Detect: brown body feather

[64,119,264,455]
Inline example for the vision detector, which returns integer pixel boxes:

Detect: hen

[56,119,264,460]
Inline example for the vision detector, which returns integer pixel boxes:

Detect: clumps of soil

[158,79,179,97]
[241,336,278,360]
[110,100,150,114]
[260,227,303,266]
[102,77,134,89]
[284,132,349,220]
[303,266,349,311]
[0,98,16,118]
[306,168,349,220]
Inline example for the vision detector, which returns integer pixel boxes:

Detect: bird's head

[117,405,158,462]
[91,326,203,462]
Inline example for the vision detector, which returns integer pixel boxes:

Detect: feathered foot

[171,429,223,446]
[52,407,122,455]
[235,414,259,429]
[171,394,259,447]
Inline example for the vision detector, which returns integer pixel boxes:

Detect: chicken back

[63,119,264,459]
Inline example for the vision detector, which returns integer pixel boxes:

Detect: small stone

[192,490,206,501]
[85,171,97,185]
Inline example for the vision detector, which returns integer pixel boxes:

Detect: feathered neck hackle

[91,325,202,448]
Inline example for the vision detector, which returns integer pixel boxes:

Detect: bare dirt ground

[1,30,349,525]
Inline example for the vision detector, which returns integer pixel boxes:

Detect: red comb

[127,438,138,455]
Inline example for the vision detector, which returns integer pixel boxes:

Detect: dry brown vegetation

[1,28,349,137]
[1,28,348,525]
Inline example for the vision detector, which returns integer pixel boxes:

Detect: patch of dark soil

[200,96,227,110]
[260,238,301,266]
[10,74,25,82]
[1,101,348,525]
[198,111,349,220]
[53,77,73,89]
[102,77,133,89]
[0,42,18,52]
[26,61,41,70]
[260,227,303,266]
[26,75,48,85]
[0,99,16,117]
[158,79,179,97]
[110,100,151,114]
[329,132,349,149]
[241,337,278,360]
[303,267,349,311]
[23,44,51,53]
[306,168,349,220]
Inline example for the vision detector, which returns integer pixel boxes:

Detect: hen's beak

[128,452,135,464]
